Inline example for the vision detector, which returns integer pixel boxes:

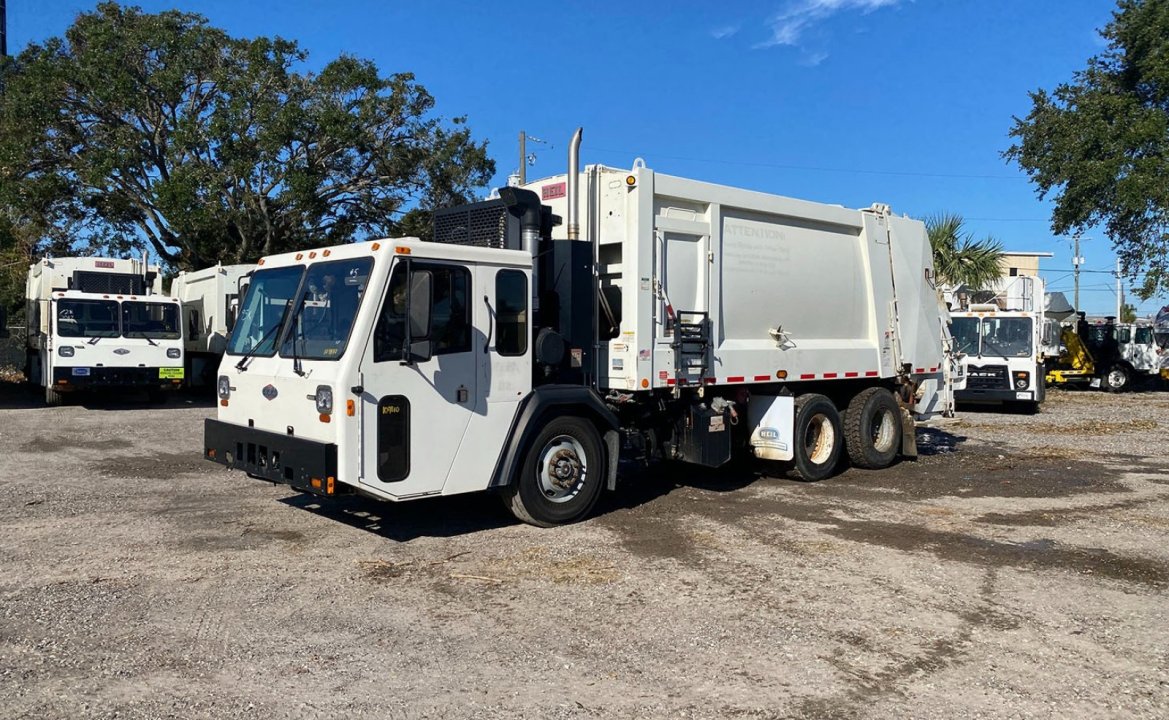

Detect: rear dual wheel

[842,387,902,470]
[791,394,844,481]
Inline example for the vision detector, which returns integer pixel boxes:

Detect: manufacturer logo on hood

[113,348,130,355]
[262,384,278,400]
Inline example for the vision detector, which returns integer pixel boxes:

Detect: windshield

[226,266,304,356]
[981,317,1033,358]
[280,257,374,361]
[57,299,120,338]
[122,301,180,339]
[950,317,979,355]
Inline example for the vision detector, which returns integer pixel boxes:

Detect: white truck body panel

[524,165,948,419]
[170,264,255,355]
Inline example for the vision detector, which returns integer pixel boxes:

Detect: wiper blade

[235,299,293,371]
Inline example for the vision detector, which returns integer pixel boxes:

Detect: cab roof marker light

[395,246,411,255]
[371,242,381,251]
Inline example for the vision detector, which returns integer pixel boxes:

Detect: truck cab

[205,240,535,504]
[950,275,1046,412]
[26,257,184,405]
[950,308,1044,412]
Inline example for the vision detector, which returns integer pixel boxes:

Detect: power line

[586,147,1027,181]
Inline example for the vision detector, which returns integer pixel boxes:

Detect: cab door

[357,259,477,498]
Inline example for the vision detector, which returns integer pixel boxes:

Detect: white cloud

[755,0,904,49]
[711,24,741,40]
[800,50,830,66]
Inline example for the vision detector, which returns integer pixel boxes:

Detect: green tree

[925,213,1005,290]
[1005,0,1169,300]
[1120,302,1139,323]
[0,2,494,273]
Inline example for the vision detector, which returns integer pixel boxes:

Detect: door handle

[457,386,469,403]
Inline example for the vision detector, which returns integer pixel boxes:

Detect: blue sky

[9,0,1157,315]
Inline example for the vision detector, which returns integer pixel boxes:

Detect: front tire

[843,387,902,469]
[44,384,65,407]
[791,394,843,481]
[503,416,605,527]
[1104,364,1130,393]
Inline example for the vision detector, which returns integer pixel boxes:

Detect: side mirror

[406,270,433,363]
[409,270,433,339]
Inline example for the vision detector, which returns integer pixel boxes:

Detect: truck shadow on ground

[277,427,972,543]
[279,492,518,541]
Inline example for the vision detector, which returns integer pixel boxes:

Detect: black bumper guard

[203,419,344,495]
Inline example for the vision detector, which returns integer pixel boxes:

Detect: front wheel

[1104,365,1130,393]
[791,394,844,481]
[502,416,605,527]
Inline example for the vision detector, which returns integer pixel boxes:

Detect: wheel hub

[537,435,588,502]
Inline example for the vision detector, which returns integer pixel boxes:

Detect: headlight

[58,346,74,357]
[167,348,181,359]
[1014,371,1030,389]
[315,385,333,415]
[217,375,232,400]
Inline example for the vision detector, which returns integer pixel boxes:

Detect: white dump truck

[204,131,952,526]
[949,274,1046,412]
[170,264,255,387]
[25,256,184,405]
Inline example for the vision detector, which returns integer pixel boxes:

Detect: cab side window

[374,263,470,362]
[429,265,471,355]
[496,270,527,356]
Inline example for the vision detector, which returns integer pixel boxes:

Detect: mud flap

[900,407,918,460]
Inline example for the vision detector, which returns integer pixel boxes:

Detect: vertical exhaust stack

[567,127,582,241]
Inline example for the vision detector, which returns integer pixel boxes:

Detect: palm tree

[925,213,1004,291]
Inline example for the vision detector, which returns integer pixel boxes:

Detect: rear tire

[843,387,902,469]
[791,394,843,481]
[502,415,605,527]
[1104,364,1130,393]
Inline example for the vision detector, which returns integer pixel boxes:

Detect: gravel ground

[1,386,1167,719]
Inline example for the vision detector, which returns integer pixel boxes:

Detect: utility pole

[1,0,8,57]
[1116,256,1123,320]
[518,130,526,185]
[1072,233,1083,311]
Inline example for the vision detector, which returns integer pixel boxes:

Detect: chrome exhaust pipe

[567,127,582,241]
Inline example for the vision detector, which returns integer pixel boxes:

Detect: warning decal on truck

[159,367,185,379]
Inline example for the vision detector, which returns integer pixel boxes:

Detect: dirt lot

[1,387,1167,719]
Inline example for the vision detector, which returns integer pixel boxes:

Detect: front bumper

[955,388,1035,403]
[203,419,344,495]
[53,366,183,389]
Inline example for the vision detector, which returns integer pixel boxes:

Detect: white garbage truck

[204,131,952,526]
[170,263,255,388]
[949,274,1046,412]
[25,256,184,405]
